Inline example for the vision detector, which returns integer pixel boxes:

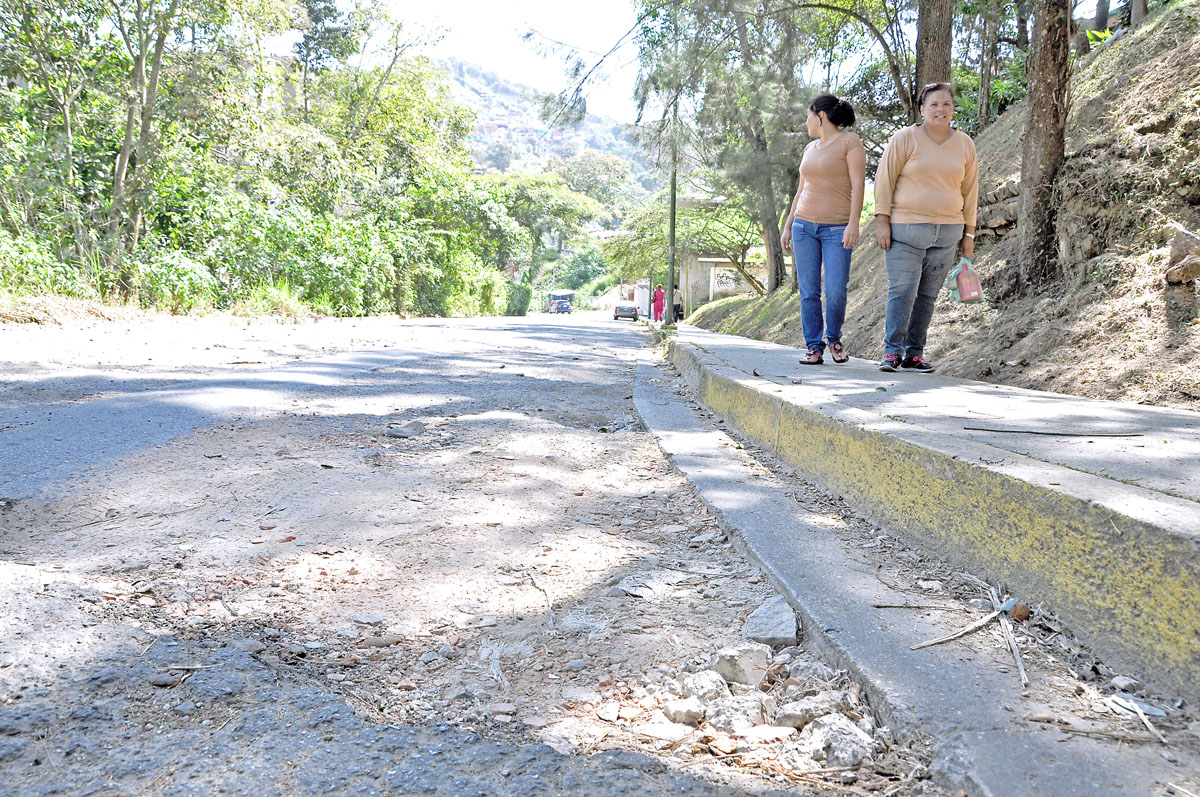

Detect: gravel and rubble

[0,314,943,795]
[652,354,1200,773]
[5,313,1195,794]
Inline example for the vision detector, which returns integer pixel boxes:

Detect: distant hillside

[692,0,1200,411]
[439,59,656,184]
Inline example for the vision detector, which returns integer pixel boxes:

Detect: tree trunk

[1018,0,1071,287]
[1131,0,1148,26]
[1094,0,1110,30]
[978,3,998,125]
[915,0,954,97]
[733,10,786,292]
[1016,0,1030,48]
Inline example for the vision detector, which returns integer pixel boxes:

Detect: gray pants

[883,222,964,358]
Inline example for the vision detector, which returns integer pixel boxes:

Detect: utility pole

[665,102,678,328]
[663,5,680,329]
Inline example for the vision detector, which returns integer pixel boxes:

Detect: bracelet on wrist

[964,233,975,238]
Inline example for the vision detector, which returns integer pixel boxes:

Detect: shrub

[505,281,532,316]
[0,230,93,297]
[131,245,217,313]
[232,281,312,319]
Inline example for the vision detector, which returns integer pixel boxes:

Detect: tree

[915,0,953,90]
[552,150,631,205]
[293,0,360,120]
[603,200,765,295]
[977,0,1001,125]
[1130,0,1148,26]
[107,0,184,264]
[634,0,811,292]
[487,173,602,283]
[1017,0,1070,286]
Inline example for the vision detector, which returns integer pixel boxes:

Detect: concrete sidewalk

[663,325,1200,703]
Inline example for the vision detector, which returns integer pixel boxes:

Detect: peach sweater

[874,125,978,227]
[795,133,865,225]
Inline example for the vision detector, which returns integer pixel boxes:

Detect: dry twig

[990,588,1029,686]
[911,609,1002,650]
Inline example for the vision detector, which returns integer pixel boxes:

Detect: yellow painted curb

[670,338,1200,700]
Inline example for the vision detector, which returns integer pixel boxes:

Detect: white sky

[397,0,643,122]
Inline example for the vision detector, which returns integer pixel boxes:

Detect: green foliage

[233,281,313,319]
[129,245,217,314]
[578,271,619,297]
[505,281,532,316]
[0,230,92,297]
[0,4,608,319]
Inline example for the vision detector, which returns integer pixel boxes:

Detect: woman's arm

[960,137,980,258]
[843,139,867,248]
[781,172,805,254]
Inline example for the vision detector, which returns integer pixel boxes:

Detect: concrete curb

[667,334,1200,703]
[634,359,1185,796]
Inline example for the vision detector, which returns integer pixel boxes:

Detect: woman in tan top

[874,82,979,373]
[782,94,866,365]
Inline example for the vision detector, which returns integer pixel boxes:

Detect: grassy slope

[692,0,1200,410]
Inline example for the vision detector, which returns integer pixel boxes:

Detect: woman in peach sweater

[874,83,979,373]
[781,94,866,365]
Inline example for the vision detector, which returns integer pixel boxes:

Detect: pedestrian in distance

[874,82,979,374]
[672,285,684,323]
[781,94,866,366]
[652,283,665,322]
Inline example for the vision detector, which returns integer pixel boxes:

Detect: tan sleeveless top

[795,132,864,225]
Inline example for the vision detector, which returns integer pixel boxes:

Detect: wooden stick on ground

[1128,698,1169,745]
[911,609,1002,650]
[990,588,1029,686]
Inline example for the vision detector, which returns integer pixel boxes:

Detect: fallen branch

[962,426,1143,437]
[1128,698,1169,745]
[1052,726,1158,743]
[911,609,1002,650]
[990,588,1029,687]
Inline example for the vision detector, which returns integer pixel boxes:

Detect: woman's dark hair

[917,82,955,109]
[808,94,855,128]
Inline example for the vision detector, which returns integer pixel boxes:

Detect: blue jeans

[883,222,964,358]
[791,219,851,353]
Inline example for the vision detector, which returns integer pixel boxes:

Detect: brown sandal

[829,341,848,364]
[799,349,824,365]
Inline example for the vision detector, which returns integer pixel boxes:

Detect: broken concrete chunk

[679,670,731,702]
[1110,675,1143,693]
[775,690,846,729]
[662,697,704,726]
[741,595,798,647]
[789,713,874,768]
[788,659,836,686]
[386,421,427,439]
[705,694,769,735]
[710,641,773,685]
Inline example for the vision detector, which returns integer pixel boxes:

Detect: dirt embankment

[693,0,1200,411]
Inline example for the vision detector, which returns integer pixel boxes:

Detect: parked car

[613,300,639,321]
[551,299,572,314]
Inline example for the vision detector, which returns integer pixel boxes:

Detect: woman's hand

[781,219,793,253]
[875,217,891,250]
[842,222,860,249]
[959,235,975,259]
